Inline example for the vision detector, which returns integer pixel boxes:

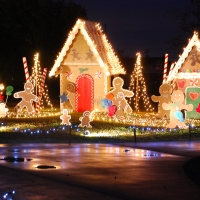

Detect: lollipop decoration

[5,86,13,104]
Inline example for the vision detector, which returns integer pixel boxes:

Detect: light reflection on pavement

[0,143,200,200]
[0,144,178,170]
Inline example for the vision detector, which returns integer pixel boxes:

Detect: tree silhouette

[0,0,87,86]
[167,0,200,47]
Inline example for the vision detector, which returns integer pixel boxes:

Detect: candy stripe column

[22,57,30,81]
[163,54,168,83]
[35,68,47,113]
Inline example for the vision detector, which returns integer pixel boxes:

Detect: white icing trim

[49,19,114,77]
[63,62,99,65]
[175,73,200,79]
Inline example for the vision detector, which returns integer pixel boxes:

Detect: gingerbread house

[49,19,125,112]
[166,32,200,118]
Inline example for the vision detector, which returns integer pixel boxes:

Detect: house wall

[174,46,200,118]
[59,30,108,112]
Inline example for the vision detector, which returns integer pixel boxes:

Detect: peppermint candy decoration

[65,71,73,79]
[190,78,199,86]
[94,71,102,79]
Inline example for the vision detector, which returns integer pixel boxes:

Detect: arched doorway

[75,74,94,112]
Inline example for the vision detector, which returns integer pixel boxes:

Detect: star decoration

[59,93,68,103]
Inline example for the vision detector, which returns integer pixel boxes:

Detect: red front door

[75,74,94,112]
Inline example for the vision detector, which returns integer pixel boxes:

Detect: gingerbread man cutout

[162,90,193,129]
[66,83,76,110]
[108,77,134,98]
[0,102,8,117]
[78,111,92,128]
[107,77,133,113]
[60,109,71,125]
[112,92,131,121]
[151,83,172,119]
[13,81,39,114]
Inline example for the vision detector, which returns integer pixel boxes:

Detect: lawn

[0,111,200,143]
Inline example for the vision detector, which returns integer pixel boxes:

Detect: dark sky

[71,0,190,61]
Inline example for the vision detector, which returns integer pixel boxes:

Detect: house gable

[62,30,98,64]
[49,19,125,77]
[167,32,200,82]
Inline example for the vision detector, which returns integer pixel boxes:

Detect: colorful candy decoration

[5,86,14,104]
[100,98,112,109]
[13,81,39,114]
[174,110,184,122]
[108,105,117,117]
[0,94,4,101]
[78,111,92,128]
[106,93,114,101]
[190,78,199,86]
[177,79,186,89]
[189,92,199,100]
[196,103,200,113]
[79,68,88,74]
[65,71,73,79]
[59,92,68,103]
[94,71,102,79]
[162,54,168,83]
[162,90,193,128]
[60,109,71,125]
[22,57,30,82]
[6,86,13,96]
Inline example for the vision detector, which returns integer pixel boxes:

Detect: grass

[0,111,200,143]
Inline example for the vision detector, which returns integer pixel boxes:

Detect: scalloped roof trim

[49,19,125,76]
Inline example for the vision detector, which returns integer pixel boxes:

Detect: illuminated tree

[128,53,154,112]
[30,53,53,111]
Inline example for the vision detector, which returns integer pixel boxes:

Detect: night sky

[71,0,190,61]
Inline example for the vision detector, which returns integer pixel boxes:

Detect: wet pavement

[0,142,200,200]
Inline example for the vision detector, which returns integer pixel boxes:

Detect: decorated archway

[75,74,94,112]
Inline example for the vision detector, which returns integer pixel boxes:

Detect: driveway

[0,142,200,200]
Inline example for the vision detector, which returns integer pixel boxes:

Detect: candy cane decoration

[35,68,47,113]
[22,57,30,81]
[163,54,168,83]
[172,80,176,92]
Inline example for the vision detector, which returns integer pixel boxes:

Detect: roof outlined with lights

[167,32,200,82]
[49,19,125,77]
